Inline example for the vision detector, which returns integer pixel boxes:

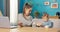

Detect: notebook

[0,16,10,28]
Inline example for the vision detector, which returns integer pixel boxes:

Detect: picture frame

[51,3,58,8]
[44,2,49,5]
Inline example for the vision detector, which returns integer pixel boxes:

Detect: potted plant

[34,11,40,18]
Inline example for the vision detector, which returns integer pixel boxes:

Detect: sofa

[32,19,60,28]
[18,14,60,28]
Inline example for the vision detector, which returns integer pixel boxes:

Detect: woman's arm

[18,21,23,27]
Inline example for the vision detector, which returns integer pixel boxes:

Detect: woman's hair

[46,14,49,18]
[23,3,32,14]
[25,3,32,8]
[43,13,49,19]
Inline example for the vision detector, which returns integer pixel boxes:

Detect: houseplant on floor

[34,11,40,18]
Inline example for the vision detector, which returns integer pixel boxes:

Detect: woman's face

[25,8,32,16]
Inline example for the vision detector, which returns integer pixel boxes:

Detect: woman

[18,3,33,27]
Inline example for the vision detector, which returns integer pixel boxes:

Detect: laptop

[0,16,10,28]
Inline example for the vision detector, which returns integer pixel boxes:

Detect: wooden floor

[0,28,10,32]
[0,27,60,32]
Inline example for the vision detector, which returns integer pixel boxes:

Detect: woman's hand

[18,22,23,27]
[36,22,42,27]
[40,25,44,27]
